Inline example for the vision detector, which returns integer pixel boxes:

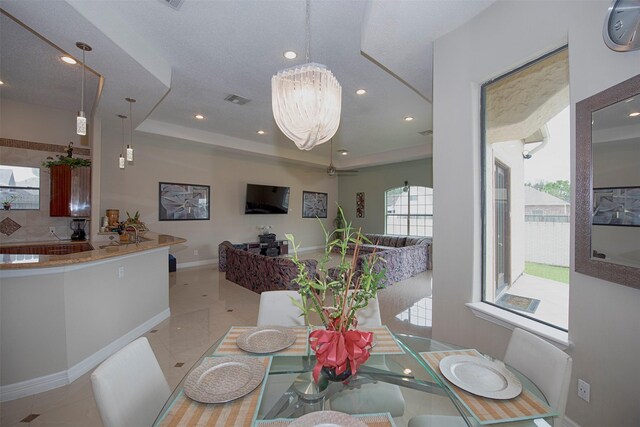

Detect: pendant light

[271,0,341,151]
[76,42,92,136]
[125,97,136,162]
[117,114,127,169]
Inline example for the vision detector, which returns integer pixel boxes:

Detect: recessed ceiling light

[0,80,4,85]
[257,130,265,135]
[337,149,349,156]
[355,89,366,95]
[61,56,77,65]
[283,51,297,59]
[404,116,414,122]
[194,114,205,120]
[630,112,640,117]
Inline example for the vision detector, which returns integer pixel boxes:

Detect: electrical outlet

[49,227,56,235]
[577,379,590,402]
[118,266,125,279]
[194,249,199,256]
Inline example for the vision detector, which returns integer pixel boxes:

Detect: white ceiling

[1,0,496,169]
[0,11,100,116]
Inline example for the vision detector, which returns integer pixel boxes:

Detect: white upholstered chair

[354,295,382,328]
[408,327,572,427]
[257,290,305,326]
[504,328,572,427]
[91,337,171,427]
[329,296,406,417]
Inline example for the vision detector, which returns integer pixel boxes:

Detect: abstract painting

[159,182,210,221]
[302,191,328,218]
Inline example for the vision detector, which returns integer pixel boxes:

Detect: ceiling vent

[224,94,251,105]
[419,130,433,136]
[159,0,185,11]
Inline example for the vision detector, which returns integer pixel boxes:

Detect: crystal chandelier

[271,0,341,151]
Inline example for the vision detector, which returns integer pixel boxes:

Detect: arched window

[384,185,433,237]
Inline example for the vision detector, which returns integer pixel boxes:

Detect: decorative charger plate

[183,356,266,403]
[439,355,522,399]
[236,326,297,354]
[289,410,368,427]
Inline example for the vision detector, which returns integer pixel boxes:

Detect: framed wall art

[302,191,328,218]
[356,192,365,218]
[159,182,210,221]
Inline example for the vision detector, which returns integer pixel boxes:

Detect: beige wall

[0,100,91,242]
[432,1,640,426]
[337,158,432,233]
[100,125,338,265]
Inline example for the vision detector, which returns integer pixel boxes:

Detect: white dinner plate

[183,356,266,403]
[439,355,522,399]
[289,411,368,427]
[236,326,297,354]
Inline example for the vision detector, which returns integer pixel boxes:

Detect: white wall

[100,125,338,265]
[432,1,640,426]
[337,158,432,233]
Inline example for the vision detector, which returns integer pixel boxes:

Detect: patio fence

[525,220,570,267]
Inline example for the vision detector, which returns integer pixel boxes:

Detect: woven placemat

[420,350,556,425]
[364,326,405,355]
[214,327,309,356]
[155,356,271,427]
[255,412,395,427]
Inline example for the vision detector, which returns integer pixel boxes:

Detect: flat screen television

[245,183,290,214]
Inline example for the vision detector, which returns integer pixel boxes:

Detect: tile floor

[0,259,432,426]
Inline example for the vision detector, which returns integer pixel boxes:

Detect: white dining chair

[91,337,171,427]
[354,295,382,328]
[257,290,305,326]
[329,295,406,417]
[504,328,572,427]
[408,328,572,427]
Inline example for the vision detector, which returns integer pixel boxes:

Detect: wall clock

[603,0,640,52]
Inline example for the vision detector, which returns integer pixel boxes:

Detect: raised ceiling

[1,0,496,169]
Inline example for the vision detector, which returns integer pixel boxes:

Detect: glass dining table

[154,327,554,427]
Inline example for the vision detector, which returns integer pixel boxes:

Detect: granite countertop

[0,232,186,270]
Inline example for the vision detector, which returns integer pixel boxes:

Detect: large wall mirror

[576,74,640,289]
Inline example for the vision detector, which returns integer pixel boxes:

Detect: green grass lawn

[525,262,570,284]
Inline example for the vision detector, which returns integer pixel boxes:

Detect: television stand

[244,240,288,257]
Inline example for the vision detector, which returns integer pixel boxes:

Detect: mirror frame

[575,73,640,289]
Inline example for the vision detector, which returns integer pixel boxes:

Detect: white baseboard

[563,416,581,427]
[177,258,217,269]
[295,245,325,254]
[0,308,170,402]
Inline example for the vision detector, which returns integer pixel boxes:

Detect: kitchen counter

[0,232,186,269]
[0,232,184,401]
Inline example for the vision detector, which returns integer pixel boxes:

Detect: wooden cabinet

[50,165,91,217]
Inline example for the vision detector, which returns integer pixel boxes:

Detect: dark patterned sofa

[342,234,432,286]
[218,241,317,294]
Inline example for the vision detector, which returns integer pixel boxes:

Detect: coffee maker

[70,218,88,241]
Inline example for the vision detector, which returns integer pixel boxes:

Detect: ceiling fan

[327,139,358,176]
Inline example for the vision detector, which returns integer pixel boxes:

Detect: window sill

[465,302,571,350]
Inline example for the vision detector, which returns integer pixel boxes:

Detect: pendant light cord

[305,0,311,63]
[121,116,126,155]
[129,101,133,149]
[81,49,85,112]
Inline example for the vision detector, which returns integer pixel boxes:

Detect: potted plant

[124,210,148,233]
[2,194,17,210]
[286,207,385,383]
